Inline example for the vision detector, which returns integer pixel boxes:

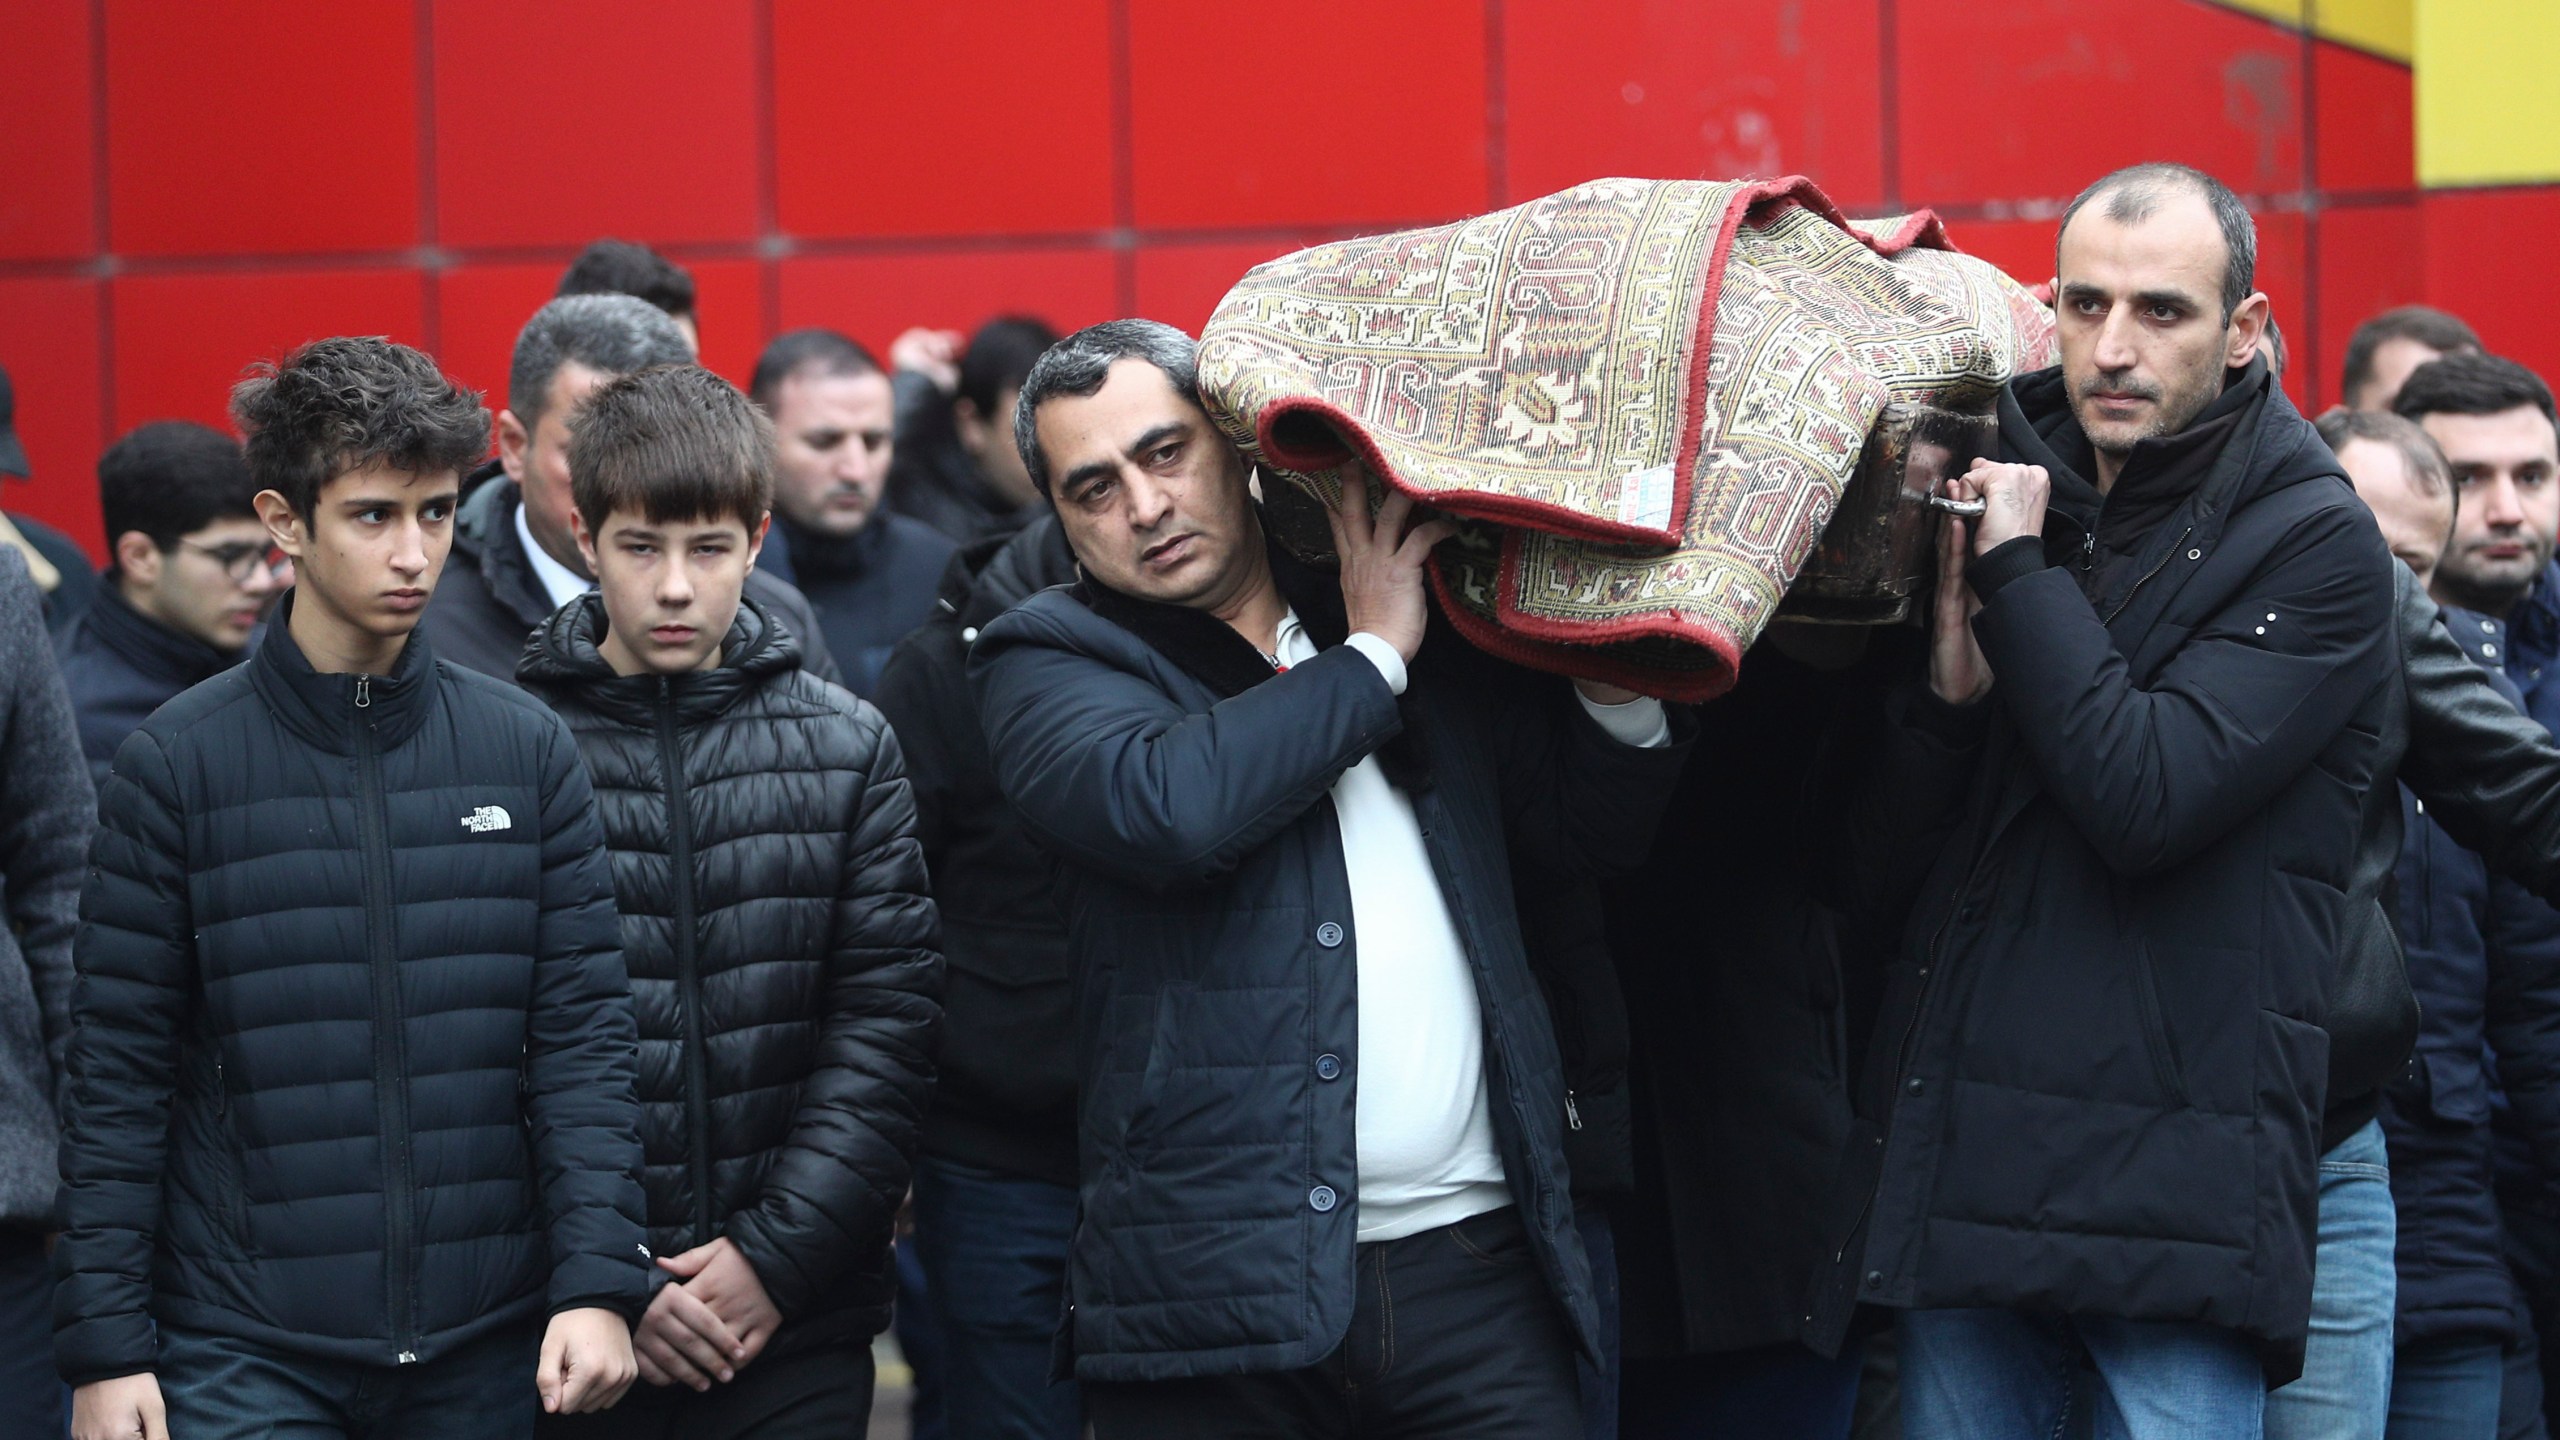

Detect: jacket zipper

[2102,525,2195,625]
[353,676,421,1364]
[1830,516,2197,1280]
[657,679,715,1247]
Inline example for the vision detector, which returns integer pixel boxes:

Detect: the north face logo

[461,805,512,834]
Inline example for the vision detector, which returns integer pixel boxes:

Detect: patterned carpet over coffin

[1196,175,2057,700]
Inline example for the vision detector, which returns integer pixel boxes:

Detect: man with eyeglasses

[55,421,289,787]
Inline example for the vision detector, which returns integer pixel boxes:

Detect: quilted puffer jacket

[54,601,648,1385]
[519,592,942,1354]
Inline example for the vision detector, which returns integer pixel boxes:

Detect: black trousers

[536,1341,874,1440]
[1086,1206,1583,1439]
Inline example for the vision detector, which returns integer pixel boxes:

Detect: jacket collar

[2003,355,2268,553]
[515,590,800,729]
[2499,559,2560,686]
[775,511,895,587]
[81,582,240,690]
[959,512,1078,631]
[1069,527,1433,789]
[454,465,556,630]
[246,591,440,754]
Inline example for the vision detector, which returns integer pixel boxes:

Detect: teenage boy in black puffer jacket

[56,337,648,1440]
[517,364,942,1440]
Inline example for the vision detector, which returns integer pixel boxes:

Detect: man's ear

[744,513,769,574]
[2227,293,2272,371]
[252,490,305,559]
[113,531,162,588]
[496,408,532,483]
[569,508,601,576]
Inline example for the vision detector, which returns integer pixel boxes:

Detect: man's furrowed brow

[1122,420,1190,462]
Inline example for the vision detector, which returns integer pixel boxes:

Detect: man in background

[2398,353,2560,728]
[422,295,839,687]
[2347,306,2481,414]
[557,239,700,357]
[55,422,287,786]
[749,329,955,693]
[886,317,1060,544]
[2394,352,2560,1437]
[876,504,1081,1440]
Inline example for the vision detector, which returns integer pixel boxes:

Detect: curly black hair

[230,336,490,518]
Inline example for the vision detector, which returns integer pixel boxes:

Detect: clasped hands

[1927,458,2051,707]
[632,1235,783,1394]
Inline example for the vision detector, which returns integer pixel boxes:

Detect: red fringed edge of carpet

[1410,176,1962,704]
[1251,174,1835,551]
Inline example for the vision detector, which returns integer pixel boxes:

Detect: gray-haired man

[420,295,840,685]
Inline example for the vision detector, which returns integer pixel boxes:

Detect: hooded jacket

[1807,359,2398,1380]
[871,514,1082,1186]
[53,603,648,1385]
[423,465,844,690]
[517,593,943,1351]
[969,541,1691,1383]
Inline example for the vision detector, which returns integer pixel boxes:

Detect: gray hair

[2317,407,2455,499]
[508,293,692,428]
[1012,319,1201,495]
[2057,162,2258,321]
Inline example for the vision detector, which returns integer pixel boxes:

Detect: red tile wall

[0,0,2514,558]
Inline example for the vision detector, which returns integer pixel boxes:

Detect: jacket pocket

[2129,943,2193,1108]
[1119,986,1184,1158]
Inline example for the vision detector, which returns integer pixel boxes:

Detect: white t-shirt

[1274,613,1668,1242]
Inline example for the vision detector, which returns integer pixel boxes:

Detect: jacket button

[1315,1053,1343,1081]
[1309,1185,1339,1212]
[1865,1270,1884,1289]
[1905,1077,1926,1097]
[1316,922,1345,948]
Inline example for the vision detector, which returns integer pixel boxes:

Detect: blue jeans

[1901,1308,2264,1440]
[158,1320,539,1440]
[1624,1341,1864,1440]
[911,1155,1083,1440]
[2266,1120,2399,1440]
[2389,1337,2505,1439]
[1576,1208,1621,1440]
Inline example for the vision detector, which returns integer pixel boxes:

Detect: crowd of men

[2,163,2560,1440]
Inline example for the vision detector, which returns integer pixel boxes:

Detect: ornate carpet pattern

[1196,176,2056,701]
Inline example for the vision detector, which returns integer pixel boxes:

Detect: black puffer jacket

[54,605,647,1384]
[1808,361,2397,1380]
[519,593,942,1351]
[873,515,1082,1187]
[971,545,1691,1383]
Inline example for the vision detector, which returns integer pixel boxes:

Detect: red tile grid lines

[0,0,2515,556]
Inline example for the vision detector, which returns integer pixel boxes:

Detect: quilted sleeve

[520,713,652,1323]
[52,731,191,1387]
[725,708,945,1318]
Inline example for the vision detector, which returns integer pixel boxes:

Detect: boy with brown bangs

[516,364,941,1439]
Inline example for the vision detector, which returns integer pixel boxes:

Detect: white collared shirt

[516,501,590,611]
[1277,612,1668,1240]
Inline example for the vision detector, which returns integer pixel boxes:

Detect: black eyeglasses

[177,539,290,584]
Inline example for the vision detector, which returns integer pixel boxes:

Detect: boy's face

[574,507,765,676]
[257,463,456,642]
